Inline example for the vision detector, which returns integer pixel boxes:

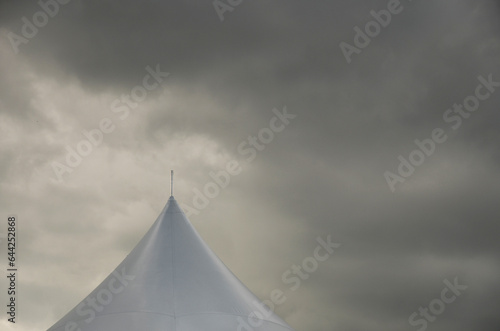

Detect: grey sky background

[1,0,500,330]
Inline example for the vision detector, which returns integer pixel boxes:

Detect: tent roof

[47,195,295,331]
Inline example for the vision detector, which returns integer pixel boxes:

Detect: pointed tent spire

[46,185,295,331]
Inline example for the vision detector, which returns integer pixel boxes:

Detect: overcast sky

[1,0,500,330]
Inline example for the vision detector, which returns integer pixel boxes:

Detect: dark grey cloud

[1,0,500,330]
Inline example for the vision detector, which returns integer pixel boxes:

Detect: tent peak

[46,180,296,331]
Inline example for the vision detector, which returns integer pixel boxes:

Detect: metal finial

[170,170,174,196]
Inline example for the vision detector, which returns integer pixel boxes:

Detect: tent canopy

[47,195,295,331]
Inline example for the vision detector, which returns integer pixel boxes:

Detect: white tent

[47,189,295,331]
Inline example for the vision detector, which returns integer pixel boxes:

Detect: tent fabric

[47,196,295,331]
